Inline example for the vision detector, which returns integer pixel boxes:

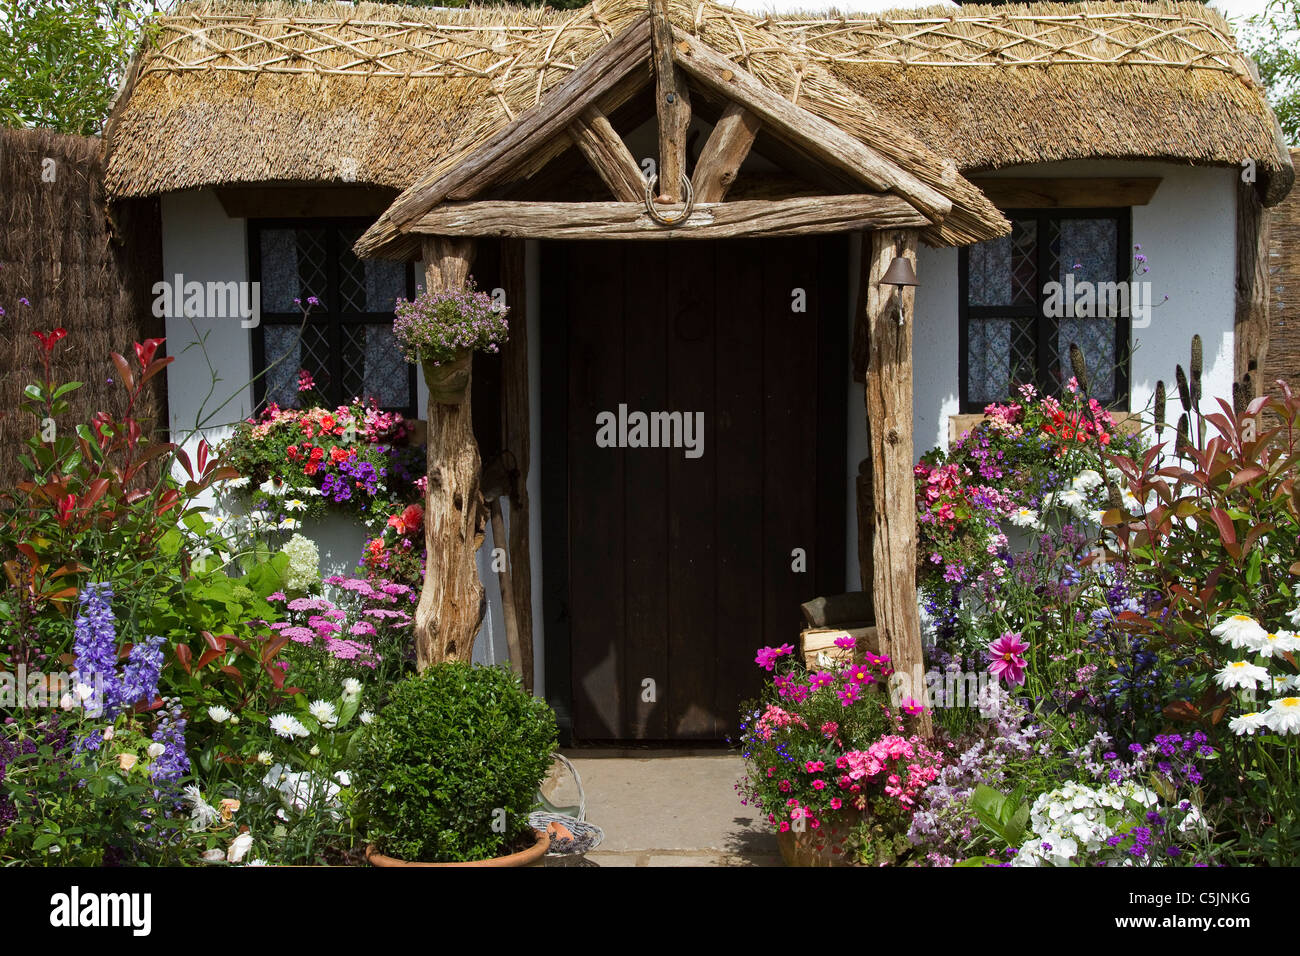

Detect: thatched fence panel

[1266,149,1300,396]
[0,127,165,490]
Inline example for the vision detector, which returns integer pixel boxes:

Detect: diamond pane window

[251,220,415,416]
[960,209,1130,412]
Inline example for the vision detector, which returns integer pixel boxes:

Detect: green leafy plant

[353,661,556,863]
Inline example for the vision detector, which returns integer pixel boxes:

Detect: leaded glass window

[959,209,1130,412]
[251,220,416,416]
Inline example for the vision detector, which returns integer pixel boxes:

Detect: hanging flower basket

[422,349,473,405]
[394,280,508,407]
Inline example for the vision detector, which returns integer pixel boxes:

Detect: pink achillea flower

[349,620,377,637]
[987,631,1029,686]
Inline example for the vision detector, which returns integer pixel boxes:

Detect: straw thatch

[788,2,1293,206]
[0,128,166,490]
[1264,148,1300,396]
[103,1,1292,243]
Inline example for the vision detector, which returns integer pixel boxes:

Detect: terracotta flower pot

[776,809,865,867]
[422,350,472,405]
[366,829,550,868]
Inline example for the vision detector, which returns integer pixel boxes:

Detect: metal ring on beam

[642,173,696,227]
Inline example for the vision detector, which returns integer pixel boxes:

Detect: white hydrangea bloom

[281,533,320,592]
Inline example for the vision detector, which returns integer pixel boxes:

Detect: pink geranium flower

[987,631,1029,686]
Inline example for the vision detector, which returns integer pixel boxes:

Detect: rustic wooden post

[649,0,690,202]
[861,228,930,736]
[500,238,535,691]
[415,236,485,670]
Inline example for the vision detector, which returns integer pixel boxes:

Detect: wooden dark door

[542,237,846,741]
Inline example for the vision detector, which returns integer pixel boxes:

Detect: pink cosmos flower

[755,643,795,671]
[901,697,924,716]
[987,631,1029,686]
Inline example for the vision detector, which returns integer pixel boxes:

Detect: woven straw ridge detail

[140,4,1252,83]
[765,10,1249,73]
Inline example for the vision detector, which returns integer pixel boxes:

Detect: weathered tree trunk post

[415,236,485,670]
[861,228,930,737]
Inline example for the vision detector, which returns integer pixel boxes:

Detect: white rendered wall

[160,189,252,482]
[907,161,1238,459]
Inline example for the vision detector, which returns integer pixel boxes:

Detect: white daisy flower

[1120,490,1141,513]
[1249,630,1300,658]
[1229,711,1268,736]
[1211,614,1269,650]
[225,475,252,489]
[299,486,324,497]
[258,478,289,497]
[1072,469,1103,492]
[1264,697,1300,735]
[284,498,308,512]
[1288,606,1300,629]
[257,750,274,765]
[1010,507,1039,529]
[208,705,232,723]
[308,699,338,729]
[1214,660,1271,691]
[247,859,268,867]
[341,678,363,699]
[269,713,310,739]
[277,517,301,531]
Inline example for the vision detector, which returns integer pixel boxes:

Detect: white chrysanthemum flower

[277,517,301,531]
[1265,697,1300,734]
[1010,507,1039,529]
[1229,711,1267,736]
[359,710,375,726]
[1072,469,1103,492]
[1214,660,1271,691]
[200,848,226,863]
[341,678,363,699]
[284,498,308,512]
[299,486,324,497]
[269,713,310,739]
[225,475,252,490]
[208,705,232,723]
[1120,490,1141,513]
[227,832,255,864]
[1249,630,1300,658]
[281,533,320,592]
[73,682,95,702]
[309,699,338,729]
[1211,614,1269,650]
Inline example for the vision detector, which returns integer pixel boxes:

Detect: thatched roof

[103,0,1294,243]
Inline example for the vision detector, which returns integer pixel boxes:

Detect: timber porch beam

[691,102,761,203]
[671,37,951,226]
[409,194,929,240]
[569,106,646,202]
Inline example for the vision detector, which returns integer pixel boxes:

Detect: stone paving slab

[541,750,782,868]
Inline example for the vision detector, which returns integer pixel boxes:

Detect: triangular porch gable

[355,6,954,259]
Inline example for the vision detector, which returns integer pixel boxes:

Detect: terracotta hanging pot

[365,829,550,868]
[422,349,472,405]
[776,808,866,867]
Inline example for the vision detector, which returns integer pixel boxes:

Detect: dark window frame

[958,207,1132,413]
[248,217,417,418]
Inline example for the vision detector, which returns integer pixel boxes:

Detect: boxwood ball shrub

[354,661,557,863]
